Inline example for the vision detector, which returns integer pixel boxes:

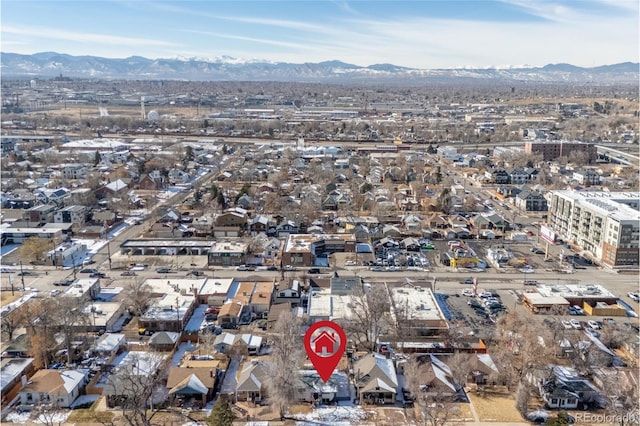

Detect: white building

[548,191,639,267]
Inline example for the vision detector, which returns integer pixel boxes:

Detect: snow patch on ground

[5,410,71,424]
[295,405,374,425]
[4,411,31,423]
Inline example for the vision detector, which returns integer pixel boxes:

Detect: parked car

[90,272,106,278]
[121,271,137,276]
[523,280,539,286]
[561,320,573,329]
[570,319,582,329]
[308,268,321,274]
[80,268,98,274]
[156,267,172,273]
[628,292,640,302]
[266,266,278,271]
[459,278,474,284]
[189,270,204,276]
[587,320,601,330]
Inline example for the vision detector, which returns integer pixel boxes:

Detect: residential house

[276,219,300,238]
[217,302,243,328]
[138,172,165,190]
[95,179,130,200]
[53,205,88,226]
[214,333,263,356]
[485,169,510,184]
[295,370,351,403]
[19,369,89,408]
[322,192,350,211]
[403,355,463,400]
[148,331,180,352]
[273,278,301,306]
[249,215,272,236]
[353,353,398,404]
[515,189,548,212]
[166,366,217,406]
[509,168,537,184]
[572,169,600,186]
[235,360,270,403]
[250,281,275,316]
[91,333,126,358]
[168,168,191,184]
[34,187,70,206]
[23,204,56,225]
[92,210,118,226]
[215,211,248,228]
[62,163,88,180]
[530,365,604,410]
[1,358,35,406]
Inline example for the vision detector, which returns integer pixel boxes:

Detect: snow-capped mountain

[1,52,637,84]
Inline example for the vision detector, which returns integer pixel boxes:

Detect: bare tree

[52,297,91,364]
[597,369,639,425]
[348,283,392,351]
[104,352,167,426]
[19,299,59,369]
[1,312,22,342]
[265,310,304,420]
[489,311,552,415]
[404,357,462,426]
[124,277,153,316]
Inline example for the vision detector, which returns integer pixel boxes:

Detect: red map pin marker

[304,320,347,383]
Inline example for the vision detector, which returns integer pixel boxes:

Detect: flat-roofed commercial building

[197,278,234,306]
[120,239,214,256]
[523,283,620,314]
[390,286,449,336]
[207,240,249,266]
[307,289,353,323]
[282,234,356,266]
[548,191,639,266]
[138,279,198,333]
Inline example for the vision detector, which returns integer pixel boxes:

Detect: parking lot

[440,288,520,340]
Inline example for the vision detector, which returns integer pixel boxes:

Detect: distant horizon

[4,51,638,71]
[2,1,638,69]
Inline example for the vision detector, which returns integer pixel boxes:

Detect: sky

[1,0,638,69]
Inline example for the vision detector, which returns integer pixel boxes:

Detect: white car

[345,260,356,266]
[461,289,474,297]
[561,320,573,329]
[587,320,600,330]
[628,292,640,302]
[570,319,581,329]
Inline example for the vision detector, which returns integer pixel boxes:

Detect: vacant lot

[467,388,524,422]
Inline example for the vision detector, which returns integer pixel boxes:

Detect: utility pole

[72,255,77,280]
[107,242,112,270]
[176,297,181,330]
[19,261,25,291]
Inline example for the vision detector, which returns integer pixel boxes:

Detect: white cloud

[2,25,179,48]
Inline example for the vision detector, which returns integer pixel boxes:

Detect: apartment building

[524,141,597,163]
[548,191,640,267]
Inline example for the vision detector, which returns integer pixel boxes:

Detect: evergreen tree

[208,398,236,426]
[93,150,101,166]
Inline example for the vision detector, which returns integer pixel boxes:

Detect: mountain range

[1,52,638,84]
